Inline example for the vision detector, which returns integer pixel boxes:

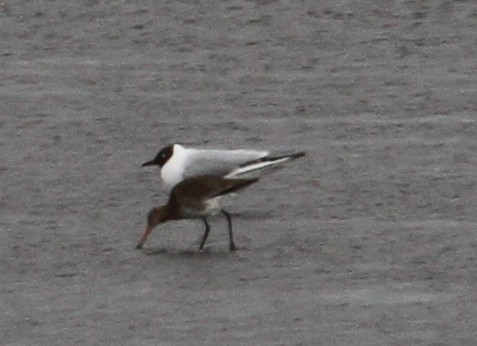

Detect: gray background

[1,1,477,345]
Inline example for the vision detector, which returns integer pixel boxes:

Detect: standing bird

[136,175,259,251]
[142,143,305,187]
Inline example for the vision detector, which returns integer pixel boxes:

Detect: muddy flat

[1,1,477,345]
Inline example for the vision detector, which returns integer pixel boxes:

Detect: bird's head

[136,206,170,249]
[141,145,174,168]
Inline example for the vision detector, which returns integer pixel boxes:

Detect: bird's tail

[226,151,306,178]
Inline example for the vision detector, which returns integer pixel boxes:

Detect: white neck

[161,144,187,186]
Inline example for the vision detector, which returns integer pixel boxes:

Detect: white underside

[181,196,223,218]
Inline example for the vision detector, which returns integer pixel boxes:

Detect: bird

[142,143,306,187]
[136,152,305,251]
[136,175,260,251]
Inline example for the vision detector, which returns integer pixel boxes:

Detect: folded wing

[183,149,269,179]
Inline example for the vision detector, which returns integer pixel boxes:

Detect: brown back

[169,175,259,207]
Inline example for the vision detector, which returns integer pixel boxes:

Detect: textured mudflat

[1,1,477,345]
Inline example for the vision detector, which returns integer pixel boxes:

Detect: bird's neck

[163,202,181,221]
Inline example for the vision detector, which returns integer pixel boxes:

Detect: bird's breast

[161,158,185,186]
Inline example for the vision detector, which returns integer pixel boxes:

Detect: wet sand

[1,1,477,345]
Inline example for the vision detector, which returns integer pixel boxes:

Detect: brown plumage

[136,175,259,251]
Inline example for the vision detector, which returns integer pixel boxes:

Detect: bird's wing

[171,176,259,206]
[182,149,269,178]
[210,177,259,198]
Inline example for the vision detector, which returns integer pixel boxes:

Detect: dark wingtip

[282,151,306,161]
[265,151,306,162]
[291,151,306,159]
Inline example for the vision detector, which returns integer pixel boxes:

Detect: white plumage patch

[161,144,187,186]
[226,156,290,178]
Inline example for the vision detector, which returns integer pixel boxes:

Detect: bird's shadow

[141,245,243,258]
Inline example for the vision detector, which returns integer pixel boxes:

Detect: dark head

[136,206,170,249]
[147,206,169,228]
[142,145,174,168]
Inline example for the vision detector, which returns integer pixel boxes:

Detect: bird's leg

[221,210,236,251]
[199,217,211,250]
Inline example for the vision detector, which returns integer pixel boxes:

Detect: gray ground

[1,1,477,345]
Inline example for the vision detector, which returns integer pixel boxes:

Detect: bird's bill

[141,159,158,167]
[136,226,153,249]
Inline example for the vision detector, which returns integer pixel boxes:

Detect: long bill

[136,226,153,249]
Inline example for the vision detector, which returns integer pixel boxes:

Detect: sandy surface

[1,0,477,345]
